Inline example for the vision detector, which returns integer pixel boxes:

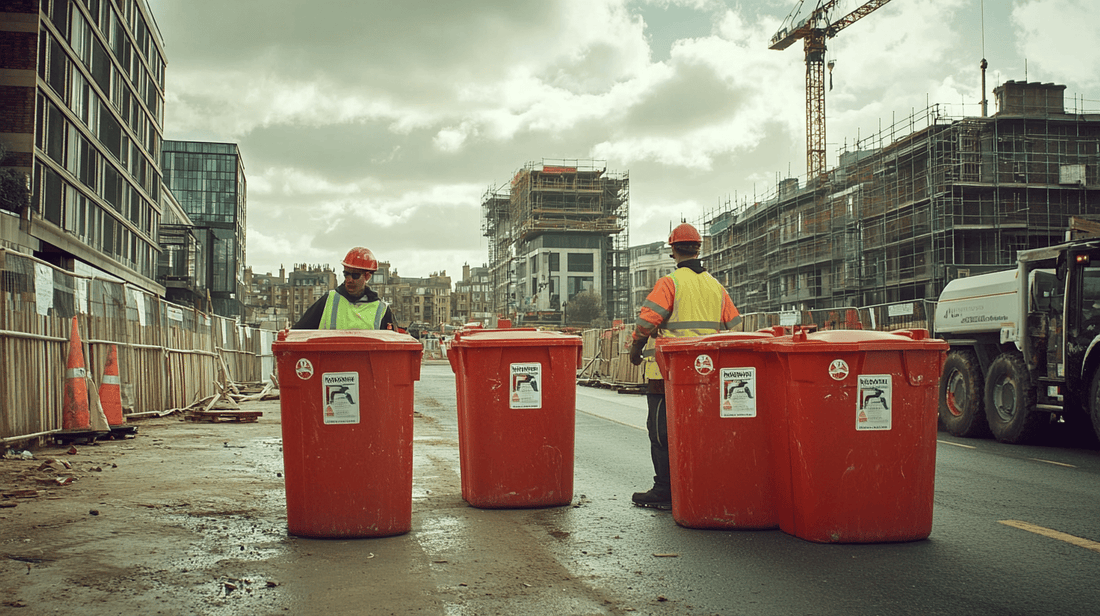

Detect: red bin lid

[656,331,775,353]
[770,328,948,352]
[451,329,582,348]
[272,329,423,351]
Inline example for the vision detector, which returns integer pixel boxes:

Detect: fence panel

[0,249,274,442]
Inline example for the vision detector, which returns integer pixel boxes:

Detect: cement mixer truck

[935,239,1100,444]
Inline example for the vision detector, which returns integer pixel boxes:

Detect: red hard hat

[341,247,378,271]
[668,223,702,245]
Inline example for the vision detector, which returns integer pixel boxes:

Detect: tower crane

[769,0,894,181]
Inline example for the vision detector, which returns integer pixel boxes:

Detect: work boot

[632,487,672,510]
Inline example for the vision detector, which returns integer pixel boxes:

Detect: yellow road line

[937,439,976,449]
[1000,520,1100,554]
[1029,458,1077,468]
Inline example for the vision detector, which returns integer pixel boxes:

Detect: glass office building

[161,140,246,318]
[0,0,167,292]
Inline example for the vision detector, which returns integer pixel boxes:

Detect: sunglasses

[343,271,374,280]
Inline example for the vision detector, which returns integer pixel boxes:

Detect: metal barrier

[0,249,274,442]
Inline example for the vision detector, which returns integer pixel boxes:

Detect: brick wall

[0,85,35,136]
[0,30,37,70]
[0,1,39,14]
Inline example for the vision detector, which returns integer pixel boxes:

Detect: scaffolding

[482,159,630,323]
[704,81,1100,314]
[480,184,513,321]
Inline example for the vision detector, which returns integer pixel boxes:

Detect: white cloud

[1013,0,1100,91]
[153,0,1097,279]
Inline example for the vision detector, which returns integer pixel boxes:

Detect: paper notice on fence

[167,305,184,322]
[74,277,88,314]
[130,289,146,326]
[35,264,53,316]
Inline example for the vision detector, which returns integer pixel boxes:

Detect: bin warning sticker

[322,372,360,425]
[510,363,542,409]
[828,359,849,381]
[295,358,314,380]
[856,374,892,431]
[720,367,756,418]
[695,354,715,375]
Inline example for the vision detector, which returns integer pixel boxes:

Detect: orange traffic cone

[62,317,91,431]
[99,345,124,426]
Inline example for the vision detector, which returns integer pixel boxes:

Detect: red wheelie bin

[769,328,947,543]
[448,329,582,508]
[655,330,785,529]
[273,329,422,538]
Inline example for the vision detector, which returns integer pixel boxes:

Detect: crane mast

[770,0,894,180]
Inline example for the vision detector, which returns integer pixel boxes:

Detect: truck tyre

[938,350,989,437]
[1086,371,1100,445]
[985,352,1046,444]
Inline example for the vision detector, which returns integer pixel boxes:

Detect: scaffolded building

[482,160,630,324]
[706,81,1100,314]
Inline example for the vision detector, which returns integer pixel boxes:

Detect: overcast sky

[144,0,1099,281]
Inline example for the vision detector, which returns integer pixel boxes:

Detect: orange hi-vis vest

[637,266,740,380]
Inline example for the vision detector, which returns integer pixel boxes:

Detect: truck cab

[935,239,1100,443]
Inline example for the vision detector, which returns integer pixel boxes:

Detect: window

[98,101,121,160]
[43,166,64,226]
[90,38,110,93]
[567,276,592,299]
[46,102,65,165]
[567,252,593,272]
[548,252,559,271]
[50,0,70,39]
[48,35,67,98]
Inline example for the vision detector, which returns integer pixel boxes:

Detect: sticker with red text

[720,367,756,418]
[322,372,360,425]
[856,374,892,431]
[510,363,542,409]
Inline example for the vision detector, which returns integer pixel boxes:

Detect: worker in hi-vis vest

[627,223,741,510]
[293,247,397,330]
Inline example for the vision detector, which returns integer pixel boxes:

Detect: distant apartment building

[453,263,492,326]
[161,140,246,318]
[628,241,674,315]
[242,265,289,330]
[381,270,451,330]
[286,263,336,326]
[0,0,168,293]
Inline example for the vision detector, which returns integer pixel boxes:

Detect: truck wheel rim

[946,371,966,417]
[994,380,1017,421]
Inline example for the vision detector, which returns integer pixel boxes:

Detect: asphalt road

[413,360,1100,616]
[5,359,1098,615]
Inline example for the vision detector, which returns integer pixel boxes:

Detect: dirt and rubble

[0,393,643,616]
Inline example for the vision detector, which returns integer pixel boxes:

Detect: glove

[629,339,646,366]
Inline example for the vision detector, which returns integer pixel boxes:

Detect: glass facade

[25,0,167,284]
[161,141,247,318]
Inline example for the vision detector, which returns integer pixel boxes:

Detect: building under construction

[704,81,1100,313]
[482,160,630,325]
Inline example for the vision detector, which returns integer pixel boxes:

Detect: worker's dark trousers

[646,392,671,494]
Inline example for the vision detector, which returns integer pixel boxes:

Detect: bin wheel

[938,350,989,437]
[985,352,1047,444]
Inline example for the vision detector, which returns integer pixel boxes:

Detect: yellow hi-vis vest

[642,268,729,380]
[319,290,388,330]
